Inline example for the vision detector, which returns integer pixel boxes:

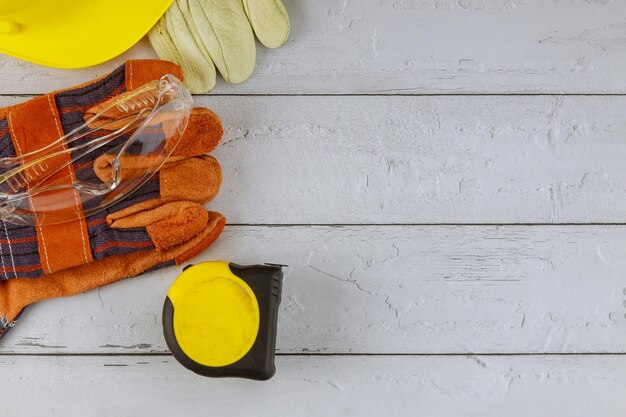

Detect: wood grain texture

[12,93,626,224]
[207,95,626,224]
[2,0,626,94]
[2,355,625,417]
[1,225,625,354]
[1,94,618,224]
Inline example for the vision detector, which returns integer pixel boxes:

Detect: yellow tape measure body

[163,261,283,380]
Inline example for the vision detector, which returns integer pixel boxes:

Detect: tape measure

[163,261,284,380]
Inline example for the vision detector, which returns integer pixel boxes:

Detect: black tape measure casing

[163,262,283,380]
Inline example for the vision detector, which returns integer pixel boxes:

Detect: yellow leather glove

[148,0,290,93]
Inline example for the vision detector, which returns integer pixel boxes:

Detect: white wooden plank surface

[2,2,625,414]
[2,225,626,354]
[3,0,626,94]
[2,355,625,417]
[2,94,626,224]
[206,95,626,224]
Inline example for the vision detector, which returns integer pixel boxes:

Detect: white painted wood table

[2,1,626,415]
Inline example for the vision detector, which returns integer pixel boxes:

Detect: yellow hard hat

[0,0,174,68]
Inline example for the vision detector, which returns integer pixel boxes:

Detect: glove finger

[189,0,256,84]
[103,156,222,220]
[149,5,216,93]
[160,156,222,203]
[147,205,215,251]
[107,200,219,251]
[177,0,215,73]
[148,17,186,77]
[173,210,225,264]
[165,0,217,93]
[165,108,223,157]
[242,0,290,49]
[92,108,223,183]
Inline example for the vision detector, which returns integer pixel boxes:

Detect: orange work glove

[0,60,225,340]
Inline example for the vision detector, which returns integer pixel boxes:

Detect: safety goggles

[0,75,192,225]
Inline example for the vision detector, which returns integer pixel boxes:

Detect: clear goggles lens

[0,75,193,225]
